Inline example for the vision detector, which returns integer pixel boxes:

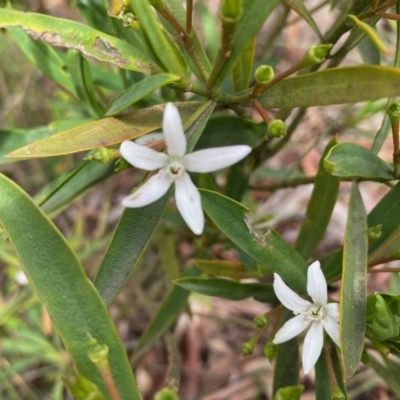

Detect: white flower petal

[307,261,328,305]
[273,274,311,313]
[302,322,324,374]
[135,132,164,145]
[273,314,308,344]
[163,103,186,156]
[324,303,339,321]
[174,172,204,235]
[184,145,252,173]
[120,141,167,171]
[122,171,173,208]
[15,271,29,286]
[323,315,340,347]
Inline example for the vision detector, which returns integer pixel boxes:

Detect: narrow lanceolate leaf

[341,182,368,379]
[324,142,393,180]
[8,28,76,95]
[200,190,308,294]
[273,310,300,395]
[7,102,202,158]
[67,50,104,117]
[282,0,324,42]
[106,74,180,116]
[295,138,340,260]
[0,9,159,75]
[212,0,280,88]
[134,267,201,358]
[194,259,259,279]
[0,174,140,400]
[232,36,256,92]
[94,102,215,306]
[324,181,400,282]
[128,0,186,76]
[257,66,400,108]
[175,277,278,303]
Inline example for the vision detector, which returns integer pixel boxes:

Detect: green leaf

[94,102,216,306]
[106,74,180,116]
[232,36,256,92]
[324,142,393,180]
[324,182,400,281]
[282,0,324,42]
[67,50,104,117]
[174,277,277,303]
[128,0,186,76]
[194,259,259,279]
[135,267,201,357]
[358,35,381,65]
[314,351,331,400]
[195,116,265,150]
[38,160,115,216]
[212,0,280,88]
[340,182,368,379]
[0,127,51,164]
[295,138,340,259]
[7,27,75,94]
[0,174,140,400]
[0,9,159,75]
[371,114,391,154]
[200,190,308,294]
[257,66,400,108]
[369,357,400,398]
[366,294,399,341]
[7,102,202,158]
[273,310,300,395]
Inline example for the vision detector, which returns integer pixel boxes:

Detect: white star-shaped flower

[273,261,340,374]
[120,103,252,235]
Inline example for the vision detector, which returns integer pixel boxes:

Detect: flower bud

[302,44,333,67]
[267,119,287,138]
[387,101,400,119]
[255,65,274,84]
[65,370,105,400]
[263,340,277,362]
[368,224,382,241]
[86,147,120,164]
[220,0,243,23]
[88,335,109,369]
[253,315,267,329]
[154,388,179,400]
[331,387,346,400]
[242,339,256,356]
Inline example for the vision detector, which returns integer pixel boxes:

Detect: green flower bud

[302,44,333,67]
[86,147,120,164]
[255,65,274,84]
[274,385,304,400]
[220,0,243,23]
[65,370,105,400]
[242,339,256,356]
[387,101,400,118]
[368,224,382,241]
[88,335,109,369]
[331,388,346,400]
[267,119,287,138]
[263,340,277,362]
[154,388,179,400]
[253,315,267,328]
[114,157,131,172]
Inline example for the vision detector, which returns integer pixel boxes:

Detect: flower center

[305,306,324,323]
[165,156,186,179]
